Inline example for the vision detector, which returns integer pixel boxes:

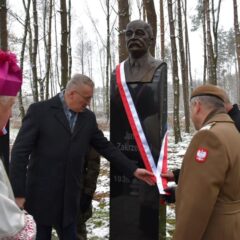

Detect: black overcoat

[10,94,136,226]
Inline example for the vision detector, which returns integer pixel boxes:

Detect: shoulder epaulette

[200,122,216,131]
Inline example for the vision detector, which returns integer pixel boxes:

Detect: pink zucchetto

[0,49,22,96]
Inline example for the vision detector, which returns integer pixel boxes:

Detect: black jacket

[228,104,240,132]
[10,94,137,226]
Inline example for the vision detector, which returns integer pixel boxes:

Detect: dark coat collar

[48,94,88,135]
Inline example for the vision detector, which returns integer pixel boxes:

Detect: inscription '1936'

[114,175,131,184]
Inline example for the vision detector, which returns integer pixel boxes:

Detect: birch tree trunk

[31,0,39,102]
[106,0,110,121]
[202,0,207,84]
[205,0,222,84]
[233,0,240,102]
[168,0,182,143]
[0,0,8,50]
[177,0,190,133]
[60,0,68,89]
[68,0,72,80]
[183,0,193,94]
[0,0,9,174]
[205,0,215,83]
[45,0,53,100]
[143,0,157,56]
[19,0,31,118]
[118,0,129,62]
[160,0,165,60]
[53,0,60,94]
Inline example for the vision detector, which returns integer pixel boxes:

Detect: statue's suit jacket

[10,94,137,227]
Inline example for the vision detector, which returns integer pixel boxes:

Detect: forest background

[0,0,239,142]
[0,0,240,239]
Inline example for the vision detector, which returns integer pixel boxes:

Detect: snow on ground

[10,123,193,239]
[87,130,192,240]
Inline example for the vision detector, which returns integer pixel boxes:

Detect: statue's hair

[126,20,153,39]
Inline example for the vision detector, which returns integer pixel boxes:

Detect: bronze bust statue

[124,20,162,83]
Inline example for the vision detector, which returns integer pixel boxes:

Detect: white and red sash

[116,61,168,194]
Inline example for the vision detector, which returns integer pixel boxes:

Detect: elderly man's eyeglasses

[74,90,92,102]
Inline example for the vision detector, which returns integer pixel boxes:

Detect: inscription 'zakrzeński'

[116,142,138,152]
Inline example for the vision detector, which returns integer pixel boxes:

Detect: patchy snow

[10,123,192,239]
[86,130,192,239]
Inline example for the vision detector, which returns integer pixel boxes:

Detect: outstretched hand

[162,186,176,204]
[133,168,156,185]
[161,170,175,182]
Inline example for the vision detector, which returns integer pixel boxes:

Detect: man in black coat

[224,94,240,132]
[10,74,154,240]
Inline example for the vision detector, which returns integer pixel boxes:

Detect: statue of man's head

[125,20,153,58]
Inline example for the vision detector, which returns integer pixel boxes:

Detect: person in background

[76,147,100,240]
[223,93,240,131]
[172,84,240,239]
[0,50,36,239]
[10,73,155,240]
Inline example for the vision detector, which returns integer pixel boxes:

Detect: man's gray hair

[66,74,94,90]
[191,95,225,110]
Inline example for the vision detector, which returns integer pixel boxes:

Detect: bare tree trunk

[31,0,39,102]
[160,0,165,60]
[143,3,146,21]
[136,0,143,19]
[205,0,216,84]
[233,0,240,102]
[0,0,8,50]
[45,0,53,100]
[41,0,47,101]
[178,0,190,133]
[118,0,129,62]
[87,43,94,111]
[168,0,182,143]
[202,0,207,84]
[204,0,222,84]
[183,0,193,94]
[159,0,167,227]
[106,0,110,121]
[60,0,68,89]
[37,46,44,101]
[143,0,157,56]
[211,0,222,82]
[68,0,72,80]
[53,0,60,93]
[18,0,31,118]
[0,0,9,174]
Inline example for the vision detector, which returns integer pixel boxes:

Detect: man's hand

[161,170,175,182]
[162,186,176,204]
[133,168,155,185]
[15,197,26,209]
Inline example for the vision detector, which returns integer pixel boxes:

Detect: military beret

[191,84,226,102]
[0,49,22,96]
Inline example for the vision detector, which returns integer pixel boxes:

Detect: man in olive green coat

[77,147,100,240]
[173,84,240,240]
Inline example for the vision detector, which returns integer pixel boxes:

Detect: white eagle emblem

[195,148,208,162]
